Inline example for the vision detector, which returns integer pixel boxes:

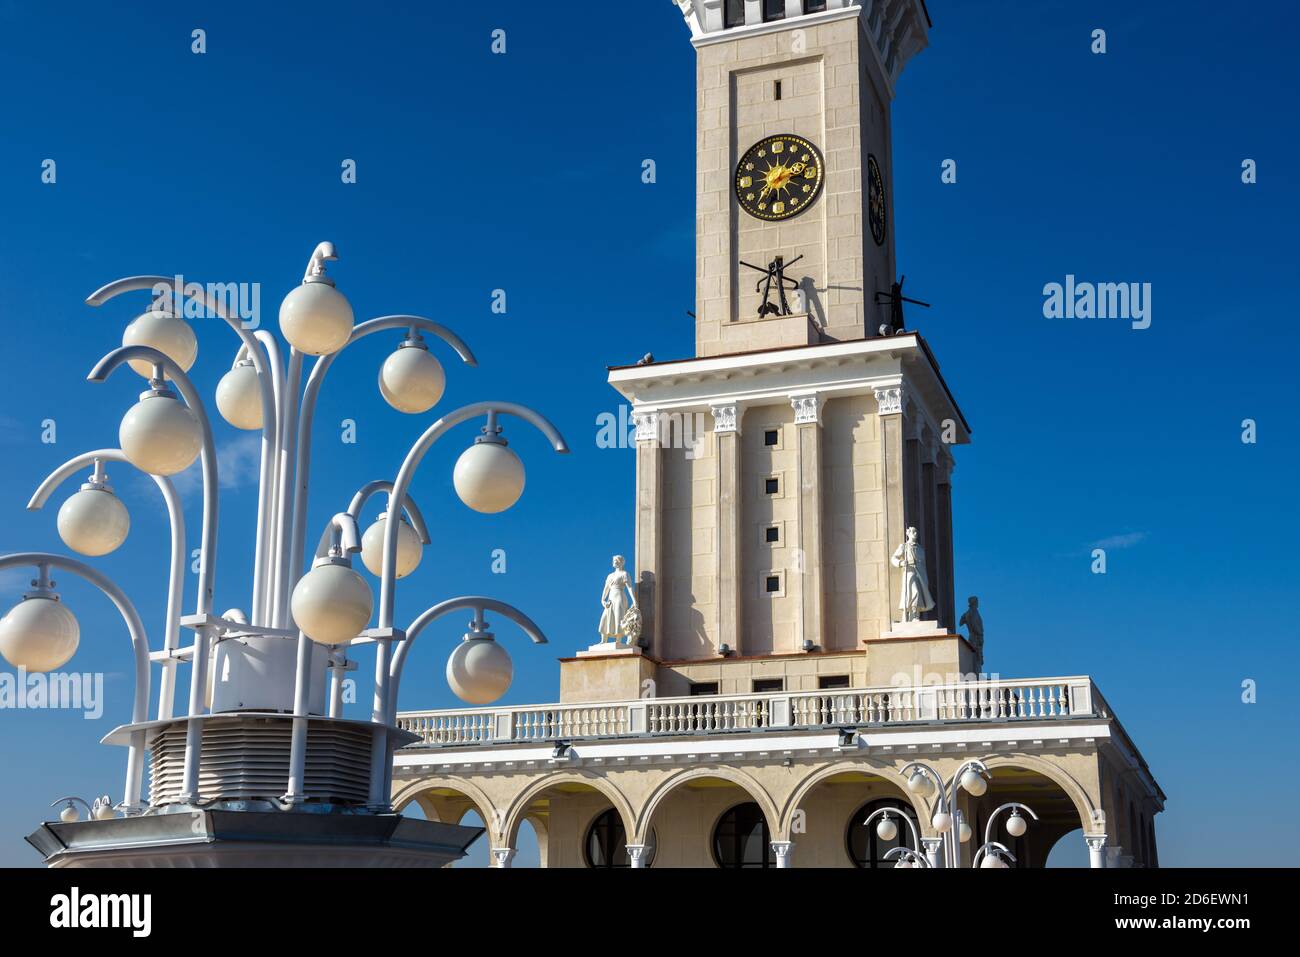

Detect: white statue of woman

[598,555,637,644]
[890,526,935,621]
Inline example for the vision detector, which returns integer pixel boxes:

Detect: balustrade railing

[395,676,1098,747]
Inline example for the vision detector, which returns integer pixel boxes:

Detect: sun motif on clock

[734,134,825,222]
[867,153,886,246]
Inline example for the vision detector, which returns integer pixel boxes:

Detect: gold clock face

[734,134,825,222]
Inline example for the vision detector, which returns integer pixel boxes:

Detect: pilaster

[633,410,664,655]
[790,393,825,651]
[712,403,742,654]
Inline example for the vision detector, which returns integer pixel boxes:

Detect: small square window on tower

[765,477,780,495]
[774,80,783,102]
[765,525,781,544]
[765,575,781,593]
[764,429,779,447]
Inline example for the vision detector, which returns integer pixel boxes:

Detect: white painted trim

[689,6,862,49]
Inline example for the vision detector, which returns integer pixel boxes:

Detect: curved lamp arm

[88,345,219,618]
[345,480,432,545]
[982,801,1039,847]
[971,840,1017,868]
[27,449,186,719]
[386,596,549,723]
[0,552,150,809]
[900,760,950,817]
[378,401,569,630]
[84,275,278,452]
[86,276,281,628]
[861,805,926,867]
[288,315,477,582]
[311,512,364,561]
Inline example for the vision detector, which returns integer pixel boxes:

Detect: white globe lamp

[0,595,80,673]
[379,339,445,414]
[1005,811,1028,838]
[958,820,973,843]
[119,391,202,476]
[907,771,934,798]
[215,360,263,430]
[980,852,1010,869]
[59,805,79,824]
[960,767,988,796]
[279,280,353,356]
[122,308,197,378]
[57,486,130,556]
[290,559,373,646]
[454,439,525,514]
[360,513,422,579]
[446,635,513,705]
[875,815,898,842]
[931,811,952,834]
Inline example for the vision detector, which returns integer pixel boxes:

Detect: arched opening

[846,797,920,868]
[638,770,780,868]
[505,775,634,869]
[784,766,923,868]
[713,802,773,868]
[394,782,496,867]
[967,765,1091,868]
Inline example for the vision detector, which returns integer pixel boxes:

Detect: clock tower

[675,0,930,357]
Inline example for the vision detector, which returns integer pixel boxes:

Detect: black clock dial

[867,153,886,246]
[734,134,825,222]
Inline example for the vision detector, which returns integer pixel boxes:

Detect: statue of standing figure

[959,596,984,656]
[598,555,639,645]
[890,526,935,621]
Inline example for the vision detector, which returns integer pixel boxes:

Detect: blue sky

[0,0,1297,867]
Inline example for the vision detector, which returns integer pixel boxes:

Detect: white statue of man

[890,526,935,621]
[598,555,638,645]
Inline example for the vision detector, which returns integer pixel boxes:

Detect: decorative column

[711,402,742,655]
[632,410,663,656]
[1085,835,1107,869]
[490,847,517,869]
[770,840,795,868]
[935,449,955,634]
[920,435,939,624]
[921,836,944,869]
[874,384,906,632]
[625,844,651,869]
[790,393,824,652]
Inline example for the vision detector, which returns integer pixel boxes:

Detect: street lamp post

[902,758,993,868]
[5,243,569,868]
[861,769,1038,869]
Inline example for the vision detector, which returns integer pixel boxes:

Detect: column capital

[625,844,651,868]
[770,840,795,868]
[1084,834,1109,852]
[490,847,517,868]
[873,383,906,416]
[632,409,661,443]
[936,444,955,482]
[710,402,741,434]
[790,392,822,426]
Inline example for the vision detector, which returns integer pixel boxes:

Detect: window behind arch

[847,798,918,868]
[712,802,774,868]
[584,808,655,868]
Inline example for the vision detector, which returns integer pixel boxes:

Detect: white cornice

[607,335,971,443]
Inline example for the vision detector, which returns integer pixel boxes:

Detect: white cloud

[168,433,264,496]
[1091,531,1147,550]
